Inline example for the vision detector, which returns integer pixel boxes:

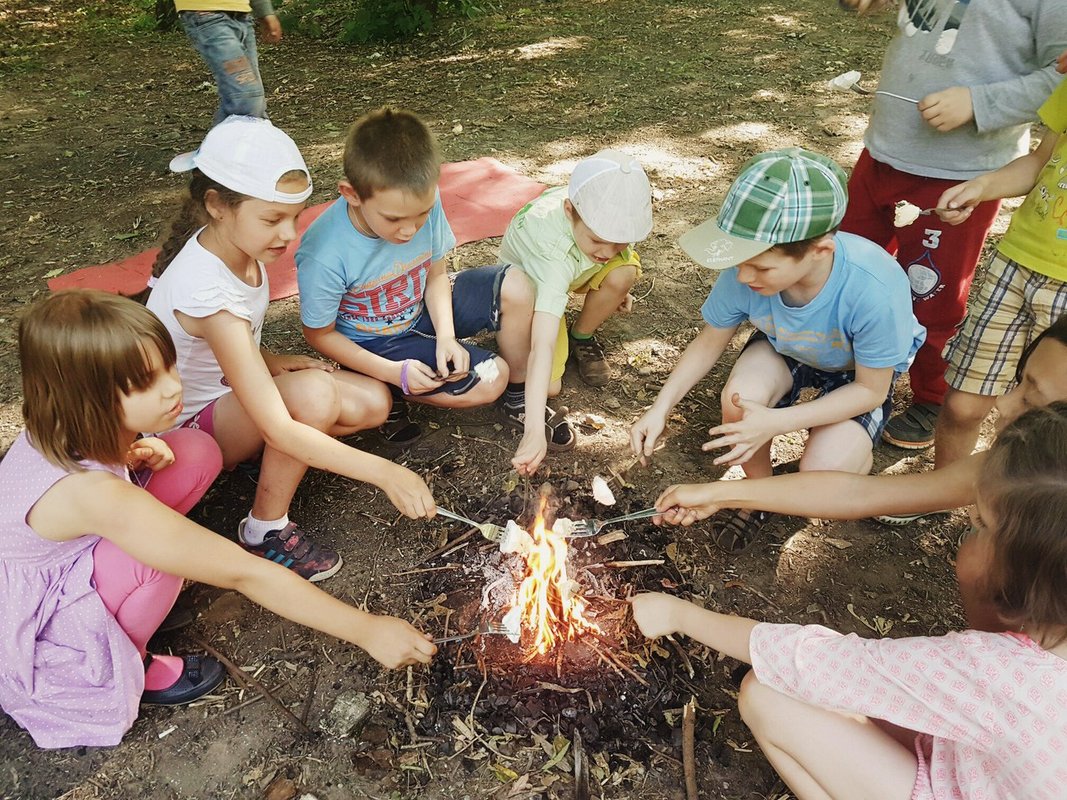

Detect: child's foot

[569,334,611,387]
[709,508,773,553]
[141,653,226,706]
[499,399,576,451]
[379,398,423,446]
[881,402,939,449]
[238,519,343,582]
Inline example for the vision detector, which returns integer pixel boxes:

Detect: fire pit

[363,478,756,795]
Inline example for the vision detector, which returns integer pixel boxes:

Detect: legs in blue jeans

[179,11,266,124]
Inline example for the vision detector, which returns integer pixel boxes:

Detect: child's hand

[127,437,175,472]
[630,593,684,640]
[400,360,446,395]
[1059,49,1067,75]
[935,179,986,226]
[630,408,668,466]
[258,14,283,43]
[361,615,437,668]
[434,336,470,382]
[919,86,974,133]
[512,430,547,476]
[381,465,436,519]
[616,292,635,314]
[704,394,779,466]
[267,354,334,376]
[654,483,725,526]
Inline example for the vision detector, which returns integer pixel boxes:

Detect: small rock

[604,396,621,410]
[321,691,372,738]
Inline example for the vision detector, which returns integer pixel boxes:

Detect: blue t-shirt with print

[701,232,925,373]
[297,194,456,342]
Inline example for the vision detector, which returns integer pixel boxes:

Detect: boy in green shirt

[499,150,653,475]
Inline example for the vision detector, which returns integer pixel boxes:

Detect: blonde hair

[343,107,441,200]
[19,290,177,471]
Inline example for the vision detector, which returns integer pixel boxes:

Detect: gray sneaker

[881,402,939,449]
[874,509,949,526]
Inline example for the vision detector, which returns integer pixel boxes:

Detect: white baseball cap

[568,149,653,244]
[169,116,313,204]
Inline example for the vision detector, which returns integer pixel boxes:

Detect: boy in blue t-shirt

[630,148,925,552]
[297,107,535,444]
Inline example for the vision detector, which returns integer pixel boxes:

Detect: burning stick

[682,697,698,800]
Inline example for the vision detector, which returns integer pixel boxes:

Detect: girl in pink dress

[633,403,1067,800]
[0,290,435,749]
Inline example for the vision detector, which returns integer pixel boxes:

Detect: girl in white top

[145,116,435,581]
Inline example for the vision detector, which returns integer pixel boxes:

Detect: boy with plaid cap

[500,149,653,476]
[631,148,925,552]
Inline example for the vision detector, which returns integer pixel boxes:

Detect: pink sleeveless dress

[0,431,143,748]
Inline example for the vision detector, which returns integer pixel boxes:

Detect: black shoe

[378,398,423,446]
[499,401,576,451]
[141,654,226,706]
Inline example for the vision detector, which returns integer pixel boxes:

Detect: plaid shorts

[944,252,1067,396]
[745,331,897,444]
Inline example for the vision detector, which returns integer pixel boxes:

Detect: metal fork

[848,84,919,104]
[433,620,515,644]
[435,506,505,542]
[571,506,661,538]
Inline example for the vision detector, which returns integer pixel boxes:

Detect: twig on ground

[682,697,698,800]
[420,528,478,564]
[588,559,665,569]
[192,636,311,734]
[300,669,318,726]
[220,680,291,717]
[382,563,461,578]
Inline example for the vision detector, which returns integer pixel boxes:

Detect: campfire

[505,498,601,658]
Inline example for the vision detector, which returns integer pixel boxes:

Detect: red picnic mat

[48,158,546,301]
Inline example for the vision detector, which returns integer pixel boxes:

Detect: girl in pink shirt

[633,403,1067,799]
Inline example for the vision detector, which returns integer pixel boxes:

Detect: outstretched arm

[512,310,561,476]
[31,473,437,668]
[654,452,982,526]
[631,593,757,664]
[630,323,737,464]
[189,310,435,518]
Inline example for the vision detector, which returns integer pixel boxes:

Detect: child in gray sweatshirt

[837,0,1067,451]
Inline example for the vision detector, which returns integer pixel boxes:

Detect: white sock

[241,513,290,546]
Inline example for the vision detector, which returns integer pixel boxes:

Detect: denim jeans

[179,11,266,124]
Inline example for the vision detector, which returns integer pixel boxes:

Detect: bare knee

[548,378,562,398]
[720,383,746,423]
[941,389,996,428]
[501,267,535,314]
[284,370,341,430]
[364,380,392,427]
[599,264,638,294]
[737,670,772,733]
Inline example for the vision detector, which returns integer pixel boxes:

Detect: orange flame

[512,498,599,657]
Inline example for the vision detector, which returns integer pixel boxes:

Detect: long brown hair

[979,402,1067,646]
[19,290,177,471]
[131,170,245,304]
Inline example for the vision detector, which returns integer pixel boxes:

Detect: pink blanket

[49,158,546,301]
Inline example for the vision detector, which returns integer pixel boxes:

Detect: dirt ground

[0,1,1000,797]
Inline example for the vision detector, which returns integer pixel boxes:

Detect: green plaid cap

[679,148,848,270]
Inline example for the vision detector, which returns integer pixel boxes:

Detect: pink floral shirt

[750,623,1067,799]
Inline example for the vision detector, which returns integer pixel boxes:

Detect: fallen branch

[192,636,311,735]
[420,528,478,564]
[682,697,698,800]
[382,563,461,578]
[588,559,665,570]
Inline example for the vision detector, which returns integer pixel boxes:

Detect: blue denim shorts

[357,264,511,396]
[744,331,898,444]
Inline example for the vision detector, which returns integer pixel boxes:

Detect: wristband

[400,359,412,396]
